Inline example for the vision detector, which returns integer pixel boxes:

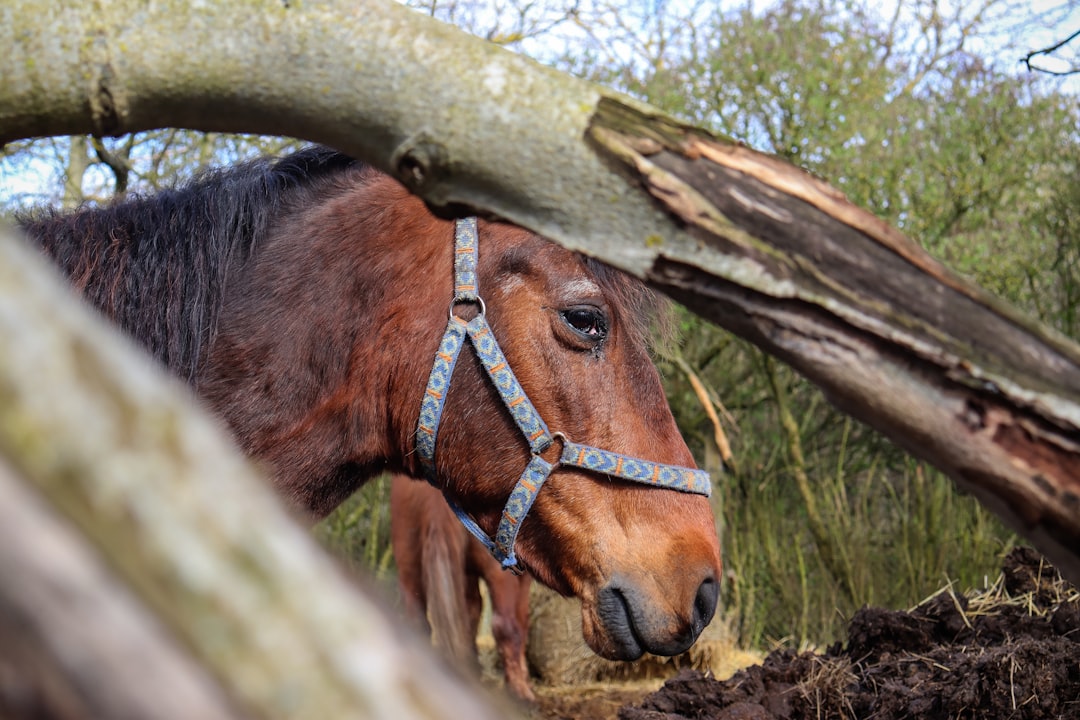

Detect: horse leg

[398,565,431,638]
[464,564,483,659]
[476,546,536,703]
[390,477,432,637]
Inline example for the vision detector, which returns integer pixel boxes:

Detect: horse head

[180,154,721,662]
[370,188,722,661]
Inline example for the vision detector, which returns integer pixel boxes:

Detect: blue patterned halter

[416,218,711,573]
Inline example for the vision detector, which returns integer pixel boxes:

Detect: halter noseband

[416,218,711,573]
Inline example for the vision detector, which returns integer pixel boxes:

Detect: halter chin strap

[416,217,711,573]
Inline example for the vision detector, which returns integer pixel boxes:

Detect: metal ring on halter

[449,296,486,322]
[546,431,567,457]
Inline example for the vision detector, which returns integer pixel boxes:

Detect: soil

[531,684,656,720]
[531,547,1080,720]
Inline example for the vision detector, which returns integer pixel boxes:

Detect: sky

[2,0,1078,208]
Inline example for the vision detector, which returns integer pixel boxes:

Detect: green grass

[719,444,1016,649]
[314,473,396,584]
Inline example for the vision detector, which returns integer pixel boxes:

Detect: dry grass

[914,554,1079,621]
[796,654,858,720]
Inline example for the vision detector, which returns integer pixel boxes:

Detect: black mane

[19,146,360,382]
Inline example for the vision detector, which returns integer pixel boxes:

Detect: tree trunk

[585,103,1080,582]
[0,456,246,720]
[61,136,88,208]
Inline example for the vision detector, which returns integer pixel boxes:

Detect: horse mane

[19,145,363,382]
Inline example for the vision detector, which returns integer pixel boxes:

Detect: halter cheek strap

[416,218,711,573]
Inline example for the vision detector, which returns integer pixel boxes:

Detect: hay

[914,546,1079,621]
[795,654,857,720]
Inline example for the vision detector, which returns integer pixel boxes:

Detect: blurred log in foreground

[0,222,509,720]
[0,457,245,720]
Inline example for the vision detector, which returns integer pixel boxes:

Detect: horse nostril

[693,575,719,636]
[595,575,719,659]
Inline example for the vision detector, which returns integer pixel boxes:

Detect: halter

[416,218,711,573]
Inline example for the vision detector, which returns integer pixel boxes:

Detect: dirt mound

[619,547,1080,720]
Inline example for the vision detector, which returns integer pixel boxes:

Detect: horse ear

[421,200,471,220]
[420,200,506,225]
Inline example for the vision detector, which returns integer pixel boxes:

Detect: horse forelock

[580,255,672,352]
[18,145,364,382]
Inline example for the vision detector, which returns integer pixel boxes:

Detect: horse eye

[561,307,608,341]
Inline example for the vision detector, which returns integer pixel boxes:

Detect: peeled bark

[586,101,1080,581]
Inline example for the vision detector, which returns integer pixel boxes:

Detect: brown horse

[390,474,534,702]
[20,146,721,661]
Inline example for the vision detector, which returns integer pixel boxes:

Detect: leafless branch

[1022,28,1080,76]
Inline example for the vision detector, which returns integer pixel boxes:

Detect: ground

[527,547,1080,720]
[531,684,655,720]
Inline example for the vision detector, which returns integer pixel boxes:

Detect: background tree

[538,0,1080,645]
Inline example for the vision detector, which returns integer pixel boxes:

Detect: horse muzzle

[586,567,720,661]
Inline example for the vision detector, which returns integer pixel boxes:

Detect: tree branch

[587,99,1080,583]
[90,135,132,193]
[1021,28,1080,76]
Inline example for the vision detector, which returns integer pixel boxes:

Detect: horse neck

[197,177,451,517]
